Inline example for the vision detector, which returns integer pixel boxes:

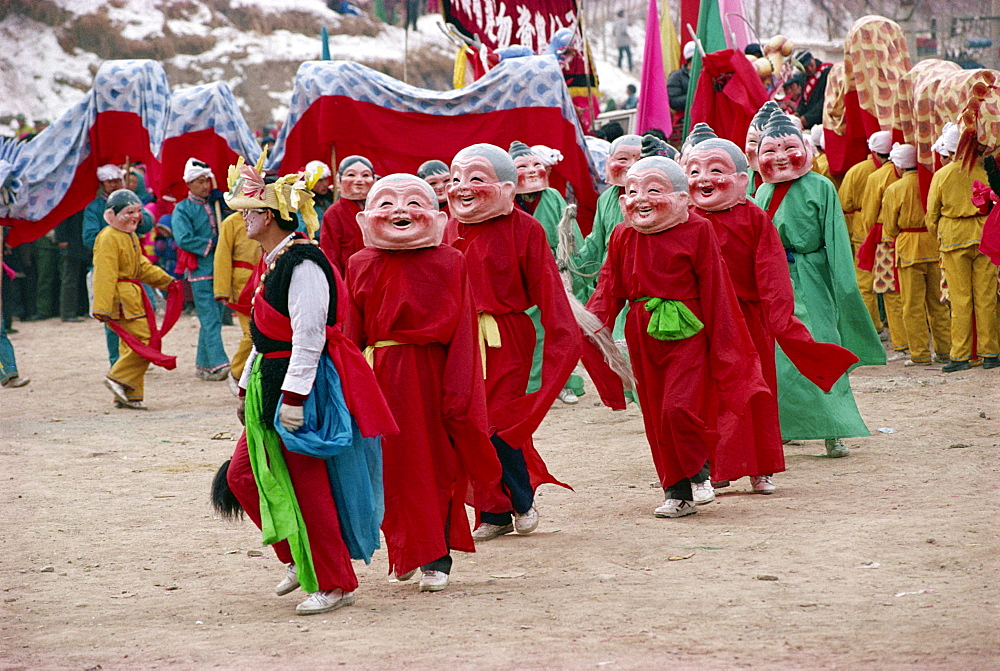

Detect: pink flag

[636,0,672,135]
[718,0,752,51]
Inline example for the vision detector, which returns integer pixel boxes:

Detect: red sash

[232,260,255,271]
[856,223,882,272]
[228,259,265,317]
[899,228,928,233]
[765,182,793,219]
[174,249,198,276]
[104,281,184,369]
[252,292,398,439]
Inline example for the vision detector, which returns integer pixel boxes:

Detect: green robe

[572,186,623,300]
[755,172,885,440]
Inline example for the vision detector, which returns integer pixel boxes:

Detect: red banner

[442,0,578,53]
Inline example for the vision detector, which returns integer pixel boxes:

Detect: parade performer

[92,190,180,410]
[172,157,231,381]
[218,162,398,615]
[417,159,450,217]
[926,145,998,370]
[744,102,781,198]
[810,125,836,186]
[754,115,885,457]
[304,160,334,225]
[213,208,261,394]
[587,155,768,517]
[444,143,581,540]
[686,138,859,494]
[880,143,951,366]
[837,137,885,334]
[508,140,585,404]
[346,174,506,592]
[857,132,907,359]
[319,155,374,276]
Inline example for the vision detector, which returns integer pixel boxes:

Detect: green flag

[683,0,727,135]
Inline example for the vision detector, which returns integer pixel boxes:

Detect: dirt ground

[1,314,998,670]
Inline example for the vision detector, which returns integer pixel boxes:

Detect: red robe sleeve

[750,205,859,391]
[581,225,628,409]
[319,198,363,277]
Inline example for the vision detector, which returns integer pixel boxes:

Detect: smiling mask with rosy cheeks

[685,139,750,212]
[619,157,691,234]
[606,135,643,187]
[758,115,813,184]
[746,101,781,172]
[357,174,448,249]
[509,141,550,195]
[337,155,375,202]
[447,143,517,224]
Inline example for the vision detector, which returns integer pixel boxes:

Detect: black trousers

[480,433,534,526]
[664,461,711,501]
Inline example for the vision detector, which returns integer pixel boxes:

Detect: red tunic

[345,246,506,576]
[698,202,860,481]
[444,208,581,492]
[587,211,769,488]
[319,198,364,277]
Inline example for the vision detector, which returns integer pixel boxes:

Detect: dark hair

[644,128,667,142]
[626,84,636,94]
[266,207,299,232]
[602,121,625,143]
[744,43,763,58]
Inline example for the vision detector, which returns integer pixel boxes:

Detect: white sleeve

[282,259,330,396]
[238,346,258,391]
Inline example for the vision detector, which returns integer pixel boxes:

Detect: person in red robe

[443,143,582,541]
[685,138,859,495]
[318,155,375,276]
[586,155,769,518]
[345,174,506,593]
[417,159,450,218]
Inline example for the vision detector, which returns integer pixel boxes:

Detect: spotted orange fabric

[823,62,848,136]
[844,16,912,131]
[955,70,1000,169]
[896,59,962,172]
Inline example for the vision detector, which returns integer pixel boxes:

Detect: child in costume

[347,174,505,592]
[685,136,858,494]
[319,155,375,276]
[754,115,885,458]
[92,190,179,410]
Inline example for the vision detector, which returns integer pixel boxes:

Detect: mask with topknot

[681,123,719,157]
[746,101,782,171]
[758,114,813,183]
[641,134,678,160]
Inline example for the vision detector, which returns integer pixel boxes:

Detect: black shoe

[982,356,1000,370]
[61,317,84,323]
[942,360,972,373]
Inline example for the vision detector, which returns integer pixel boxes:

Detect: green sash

[637,297,704,340]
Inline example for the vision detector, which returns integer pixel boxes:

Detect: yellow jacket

[92,226,173,321]
[213,212,261,301]
[858,162,899,242]
[838,156,880,244]
[925,160,988,251]
[882,171,938,267]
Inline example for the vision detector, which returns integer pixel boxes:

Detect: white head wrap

[305,160,332,180]
[867,130,893,155]
[183,158,214,183]
[96,164,124,181]
[889,143,917,170]
[810,125,825,150]
[530,145,563,167]
[931,122,960,157]
[683,41,695,61]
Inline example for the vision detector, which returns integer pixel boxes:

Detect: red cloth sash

[899,228,928,233]
[972,180,1000,265]
[104,281,184,369]
[765,182,793,219]
[856,223,882,271]
[228,259,265,316]
[232,260,255,271]
[252,291,398,439]
[174,248,198,276]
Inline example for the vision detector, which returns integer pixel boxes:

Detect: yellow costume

[859,161,905,351]
[838,157,882,330]
[213,211,261,379]
[881,170,951,363]
[92,226,174,401]
[812,153,841,189]
[926,160,999,362]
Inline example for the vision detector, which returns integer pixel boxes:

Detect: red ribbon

[103,281,184,369]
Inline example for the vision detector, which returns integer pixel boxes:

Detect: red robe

[444,208,581,492]
[698,202,860,481]
[345,245,506,576]
[586,211,769,488]
[319,198,364,277]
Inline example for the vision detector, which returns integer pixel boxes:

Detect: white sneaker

[903,358,930,367]
[471,522,514,541]
[113,398,148,410]
[295,589,355,615]
[654,499,697,518]
[886,350,909,362]
[419,570,450,592]
[275,563,299,596]
[395,569,417,582]
[228,374,241,397]
[751,475,775,494]
[691,480,715,505]
[825,438,850,458]
[104,377,131,404]
[514,506,539,534]
[557,388,579,405]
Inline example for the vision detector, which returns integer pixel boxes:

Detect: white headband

[96,164,124,181]
[183,158,214,183]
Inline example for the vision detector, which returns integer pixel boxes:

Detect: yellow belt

[363,339,405,367]
[477,312,502,378]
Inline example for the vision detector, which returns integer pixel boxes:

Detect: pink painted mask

[423,173,450,205]
[447,155,515,223]
[339,161,375,201]
[357,177,447,249]
[758,132,813,183]
[686,148,749,212]
[619,168,690,234]
[745,127,762,172]
[607,144,642,187]
[513,154,549,194]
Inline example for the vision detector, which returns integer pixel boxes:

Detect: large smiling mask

[685,139,750,212]
[758,115,813,184]
[619,157,691,234]
[447,143,517,224]
[607,134,643,187]
[746,101,781,173]
[357,174,448,249]
[509,141,550,195]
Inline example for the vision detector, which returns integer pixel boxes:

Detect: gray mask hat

[105,189,142,214]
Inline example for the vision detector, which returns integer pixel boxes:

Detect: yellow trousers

[941,246,999,360]
[852,241,882,331]
[230,311,253,379]
[107,317,151,401]
[882,291,907,351]
[897,262,952,363]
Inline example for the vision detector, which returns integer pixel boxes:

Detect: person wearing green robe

[753,115,885,457]
[744,102,781,199]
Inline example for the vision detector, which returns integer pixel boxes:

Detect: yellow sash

[363,339,405,367]
[477,312,502,378]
